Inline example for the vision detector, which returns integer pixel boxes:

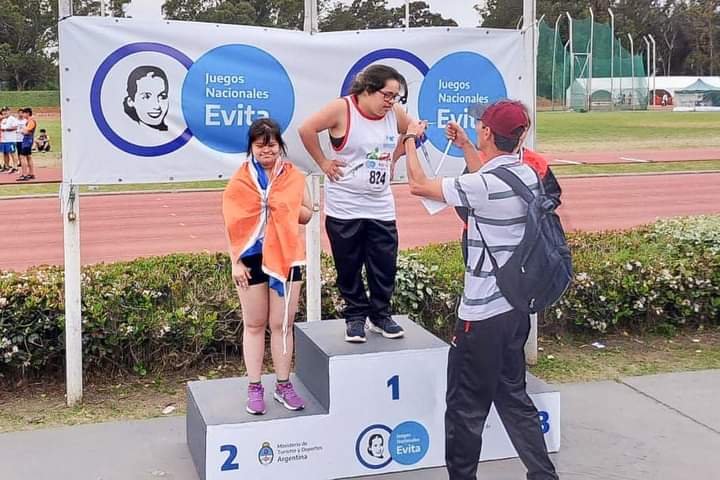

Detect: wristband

[403,134,418,145]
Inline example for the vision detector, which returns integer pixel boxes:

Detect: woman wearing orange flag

[223,118,313,415]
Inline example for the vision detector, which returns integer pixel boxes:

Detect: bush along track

[0,216,718,379]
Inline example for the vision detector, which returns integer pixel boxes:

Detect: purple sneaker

[246,383,266,415]
[274,382,305,411]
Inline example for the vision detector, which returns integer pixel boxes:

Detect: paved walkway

[1,370,718,479]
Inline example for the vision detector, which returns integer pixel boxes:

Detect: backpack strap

[487,165,543,204]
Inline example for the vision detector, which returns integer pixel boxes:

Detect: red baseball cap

[475,100,529,137]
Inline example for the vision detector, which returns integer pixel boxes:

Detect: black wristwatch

[403,133,418,145]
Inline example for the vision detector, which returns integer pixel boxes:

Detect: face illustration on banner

[368,434,386,459]
[92,45,192,156]
[123,65,170,131]
[356,424,392,469]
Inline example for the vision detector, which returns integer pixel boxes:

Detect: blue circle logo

[90,42,194,157]
[418,52,507,157]
[340,48,430,97]
[181,44,295,153]
[389,421,430,466]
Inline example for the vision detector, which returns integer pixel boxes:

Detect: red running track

[1,173,719,272]
[0,146,718,187]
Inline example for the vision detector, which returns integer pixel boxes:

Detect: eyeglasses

[377,90,403,103]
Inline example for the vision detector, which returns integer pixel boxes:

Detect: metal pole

[58,0,82,407]
[628,33,635,110]
[405,1,410,28]
[551,15,561,110]
[588,7,594,111]
[609,9,615,110]
[563,41,569,108]
[618,36,623,105]
[523,0,538,366]
[566,13,574,110]
[644,36,652,108]
[649,35,657,106]
[100,0,105,16]
[303,0,322,322]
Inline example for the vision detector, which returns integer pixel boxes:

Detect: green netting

[538,17,649,111]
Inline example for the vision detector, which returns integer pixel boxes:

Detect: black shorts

[15,142,22,153]
[19,145,32,156]
[242,254,302,286]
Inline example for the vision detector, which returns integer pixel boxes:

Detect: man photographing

[401,100,559,480]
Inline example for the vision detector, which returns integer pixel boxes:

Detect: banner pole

[59,0,83,406]
[304,0,322,322]
[523,0,539,366]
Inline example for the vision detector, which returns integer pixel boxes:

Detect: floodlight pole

[644,36,652,107]
[304,0,322,322]
[609,9,615,110]
[618,36,623,104]
[649,35,657,106]
[588,7,594,111]
[405,1,410,28]
[566,13,574,109]
[628,33,635,110]
[551,15,562,110]
[563,40,569,108]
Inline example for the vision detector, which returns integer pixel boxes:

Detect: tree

[320,0,455,32]
[0,0,58,90]
[162,0,305,29]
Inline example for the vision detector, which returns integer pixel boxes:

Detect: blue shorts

[1,143,15,154]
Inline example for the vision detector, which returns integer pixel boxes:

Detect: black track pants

[325,216,398,323]
[445,309,559,480]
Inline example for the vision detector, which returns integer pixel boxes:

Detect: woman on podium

[299,64,416,343]
[223,118,313,415]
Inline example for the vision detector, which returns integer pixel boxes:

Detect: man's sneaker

[368,317,405,339]
[345,319,367,343]
[246,383,266,415]
[274,382,305,411]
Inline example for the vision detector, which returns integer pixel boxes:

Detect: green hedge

[1,216,718,378]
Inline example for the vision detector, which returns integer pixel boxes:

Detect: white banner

[59,17,529,184]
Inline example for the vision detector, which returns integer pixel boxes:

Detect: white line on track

[620,156,651,163]
[553,159,583,165]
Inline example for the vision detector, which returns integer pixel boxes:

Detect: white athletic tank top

[324,96,399,221]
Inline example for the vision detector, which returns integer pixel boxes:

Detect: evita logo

[258,441,274,466]
[355,421,430,470]
[91,43,295,157]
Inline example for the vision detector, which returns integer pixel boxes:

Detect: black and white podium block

[186,316,560,480]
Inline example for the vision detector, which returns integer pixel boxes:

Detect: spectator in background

[17,107,36,181]
[15,108,27,173]
[0,107,19,173]
[35,129,51,152]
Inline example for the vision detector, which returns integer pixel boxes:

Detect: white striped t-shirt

[441,154,539,321]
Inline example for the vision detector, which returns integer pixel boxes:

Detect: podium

[187,316,560,480]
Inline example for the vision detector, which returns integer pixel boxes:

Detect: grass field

[537,111,720,152]
[0,90,60,108]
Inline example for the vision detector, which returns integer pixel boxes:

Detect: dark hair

[23,107,33,115]
[493,126,525,153]
[247,118,287,158]
[367,433,384,450]
[350,64,407,103]
[123,65,169,131]
[40,129,47,133]
[0,107,8,113]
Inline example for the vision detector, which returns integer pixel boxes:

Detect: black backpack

[473,166,572,314]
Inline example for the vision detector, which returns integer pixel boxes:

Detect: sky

[123,0,485,27]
